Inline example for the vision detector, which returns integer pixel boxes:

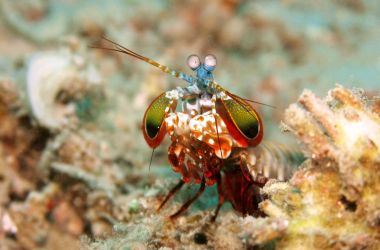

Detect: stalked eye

[204,54,217,68]
[187,54,200,70]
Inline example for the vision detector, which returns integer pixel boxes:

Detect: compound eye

[204,54,217,68]
[187,54,200,70]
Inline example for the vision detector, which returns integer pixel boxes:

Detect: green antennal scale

[216,93,263,147]
[142,92,177,148]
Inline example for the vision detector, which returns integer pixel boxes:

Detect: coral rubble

[256,85,380,249]
[26,38,103,130]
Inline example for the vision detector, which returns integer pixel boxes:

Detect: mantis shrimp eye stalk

[204,54,217,71]
[187,54,200,70]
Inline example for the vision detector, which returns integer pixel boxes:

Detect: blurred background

[1,0,379,146]
[0,0,379,249]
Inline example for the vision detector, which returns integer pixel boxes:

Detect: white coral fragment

[26,49,102,130]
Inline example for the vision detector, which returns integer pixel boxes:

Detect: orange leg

[157,179,184,211]
[170,177,206,219]
[211,173,224,222]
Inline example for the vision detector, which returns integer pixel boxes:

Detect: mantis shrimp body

[163,94,304,218]
[93,37,305,220]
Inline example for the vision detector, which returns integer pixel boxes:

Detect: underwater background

[0,0,379,249]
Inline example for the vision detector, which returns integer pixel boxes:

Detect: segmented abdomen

[239,142,305,184]
[223,142,305,214]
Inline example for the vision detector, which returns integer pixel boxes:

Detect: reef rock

[255,85,380,249]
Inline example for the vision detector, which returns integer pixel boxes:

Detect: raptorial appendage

[166,111,238,185]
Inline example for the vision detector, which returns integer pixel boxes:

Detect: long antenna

[239,98,276,108]
[212,82,275,109]
[90,36,188,80]
[229,93,276,109]
[148,148,155,171]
